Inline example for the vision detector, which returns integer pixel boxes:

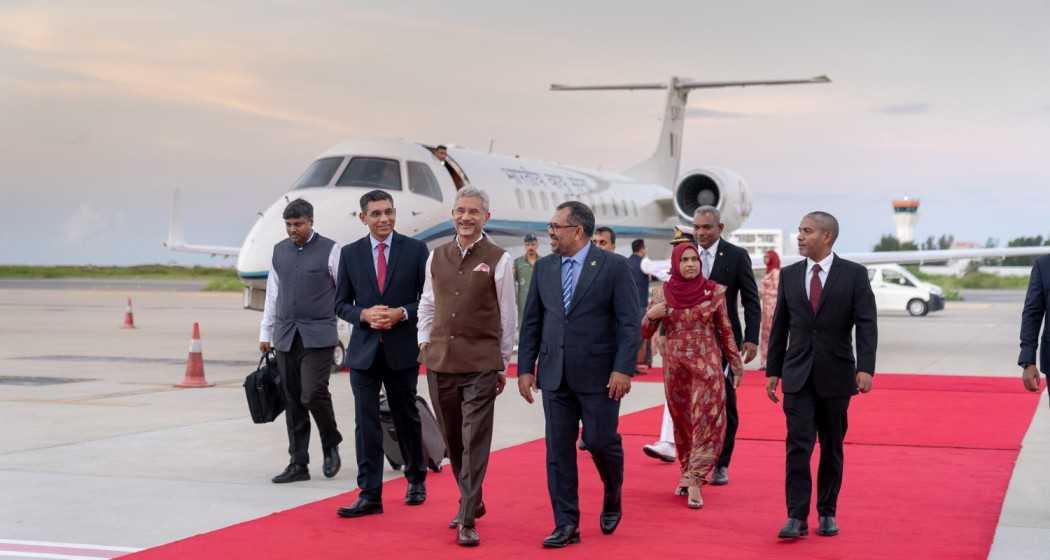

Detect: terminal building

[729,228,784,262]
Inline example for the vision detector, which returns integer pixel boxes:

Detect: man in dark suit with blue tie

[517,201,640,549]
[334,190,431,518]
[1020,254,1050,396]
[766,211,877,540]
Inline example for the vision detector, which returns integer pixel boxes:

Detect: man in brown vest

[418,186,517,547]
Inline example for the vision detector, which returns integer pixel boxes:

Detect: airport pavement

[0,285,1046,558]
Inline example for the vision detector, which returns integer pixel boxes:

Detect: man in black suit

[1020,254,1050,396]
[766,211,877,539]
[334,190,430,518]
[517,201,640,549]
[643,206,760,488]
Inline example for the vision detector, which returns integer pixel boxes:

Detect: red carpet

[122,374,1039,560]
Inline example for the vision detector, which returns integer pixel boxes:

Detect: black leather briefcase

[244,353,285,423]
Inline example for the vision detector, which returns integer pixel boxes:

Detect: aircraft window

[406,161,443,201]
[528,190,537,210]
[540,191,550,211]
[293,157,344,189]
[336,157,402,190]
[515,188,525,208]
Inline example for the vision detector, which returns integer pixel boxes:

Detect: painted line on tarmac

[0,539,140,559]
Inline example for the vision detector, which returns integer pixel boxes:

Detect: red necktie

[809,263,823,313]
[376,242,387,294]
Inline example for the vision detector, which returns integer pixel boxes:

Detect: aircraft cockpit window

[406,161,443,202]
[336,157,403,190]
[293,157,344,189]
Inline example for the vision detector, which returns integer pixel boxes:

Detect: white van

[866,264,946,317]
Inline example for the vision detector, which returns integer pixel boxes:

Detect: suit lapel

[708,238,728,283]
[381,232,403,294]
[359,237,380,296]
[798,262,815,319]
[568,244,602,316]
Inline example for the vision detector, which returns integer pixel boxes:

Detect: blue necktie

[562,259,575,311]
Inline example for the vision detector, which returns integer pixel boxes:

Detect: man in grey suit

[1020,254,1050,396]
[517,201,640,549]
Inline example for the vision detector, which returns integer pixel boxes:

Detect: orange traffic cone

[122,297,136,329]
[176,322,213,388]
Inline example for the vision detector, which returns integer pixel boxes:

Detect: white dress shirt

[699,238,720,279]
[417,233,518,368]
[369,233,392,273]
[804,252,835,300]
[259,232,341,343]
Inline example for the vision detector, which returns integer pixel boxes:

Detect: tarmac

[0,284,1046,559]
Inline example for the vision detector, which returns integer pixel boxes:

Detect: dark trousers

[427,370,499,528]
[277,332,342,466]
[783,376,851,520]
[542,381,624,528]
[717,371,738,469]
[349,347,426,501]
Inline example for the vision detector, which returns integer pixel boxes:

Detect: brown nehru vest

[422,236,506,374]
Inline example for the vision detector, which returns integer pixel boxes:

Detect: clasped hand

[362,305,401,330]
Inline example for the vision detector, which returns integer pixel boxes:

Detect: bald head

[805,211,839,243]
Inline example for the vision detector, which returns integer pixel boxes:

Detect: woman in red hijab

[642,243,743,508]
[759,250,782,369]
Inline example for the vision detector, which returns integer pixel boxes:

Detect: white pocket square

[473,263,491,273]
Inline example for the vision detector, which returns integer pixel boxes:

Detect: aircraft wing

[643,246,1050,277]
[163,189,241,257]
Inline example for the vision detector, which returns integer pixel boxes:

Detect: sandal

[687,486,703,509]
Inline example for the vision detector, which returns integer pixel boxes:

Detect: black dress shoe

[271,463,310,484]
[337,497,383,518]
[542,525,580,548]
[777,518,809,539]
[457,525,480,547]
[600,490,622,535]
[322,447,341,479]
[405,482,426,505]
[817,516,839,536]
[710,466,729,486]
[448,501,485,528]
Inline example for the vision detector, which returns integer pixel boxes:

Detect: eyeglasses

[547,222,579,232]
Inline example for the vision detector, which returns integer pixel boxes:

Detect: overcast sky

[1,0,1048,265]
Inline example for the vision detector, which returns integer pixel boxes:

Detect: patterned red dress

[643,284,744,487]
[759,268,781,368]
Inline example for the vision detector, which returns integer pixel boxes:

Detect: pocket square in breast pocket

[473,263,491,273]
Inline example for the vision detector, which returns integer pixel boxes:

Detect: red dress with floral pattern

[759,268,781,368]
[643,284,744,486]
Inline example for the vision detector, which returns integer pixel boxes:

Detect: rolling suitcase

[379,394,446,472]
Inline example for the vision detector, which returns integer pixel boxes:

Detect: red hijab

[663,243,718,309]
[765,250,781,271]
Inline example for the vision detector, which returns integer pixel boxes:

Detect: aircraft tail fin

[551,76,831,187]
[164,188,240,257]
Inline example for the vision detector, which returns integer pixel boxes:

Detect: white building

[729,228,784,262]
[892,198,920,244]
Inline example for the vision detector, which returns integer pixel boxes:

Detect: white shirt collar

[700,238,720,257]
[370,233,392,251]
[807,252,835,273]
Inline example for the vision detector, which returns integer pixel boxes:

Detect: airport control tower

[892,198,920,243]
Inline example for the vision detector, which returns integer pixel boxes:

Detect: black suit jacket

[766,255,878,397]
[334,231,429,371]
[707,238,761,346]
[517,243,641,393]
[1019,255,1050,373]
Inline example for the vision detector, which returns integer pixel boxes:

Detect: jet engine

[673,168,752,233]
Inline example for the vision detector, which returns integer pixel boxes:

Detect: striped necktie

[562,259,575,311]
